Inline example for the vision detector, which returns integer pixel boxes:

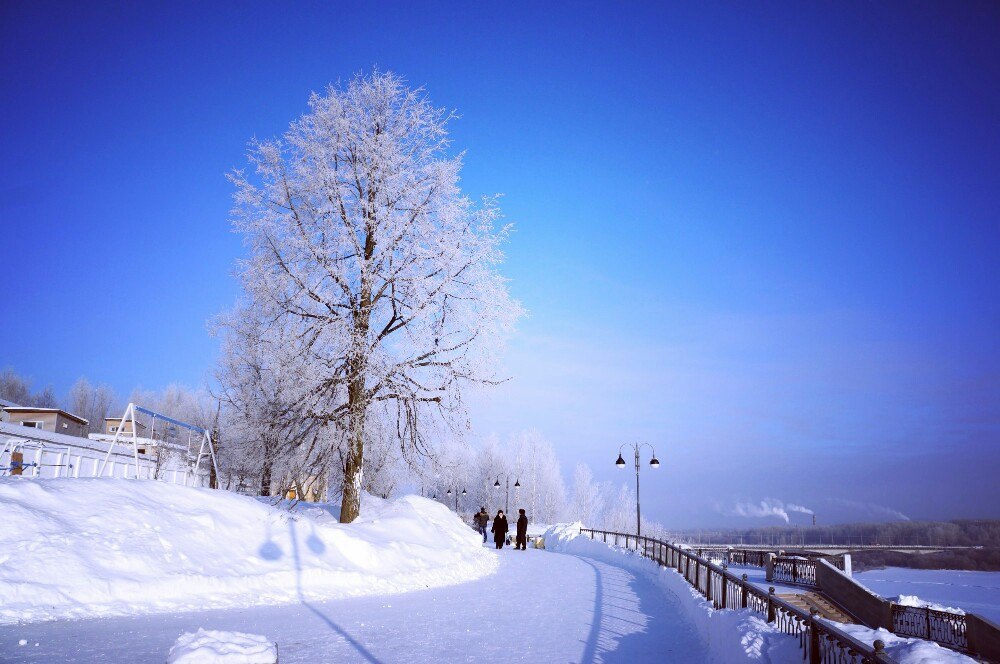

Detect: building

[104,417,147,436]
[2,407,89,438]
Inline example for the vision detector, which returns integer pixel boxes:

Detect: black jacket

[516,514,528,537]
[491,514,508,543]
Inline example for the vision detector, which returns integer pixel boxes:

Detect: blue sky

[1,1,997,527]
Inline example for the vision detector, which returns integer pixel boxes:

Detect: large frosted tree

[228,71,521,522]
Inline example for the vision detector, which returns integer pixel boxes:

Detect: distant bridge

[686,543,983,556]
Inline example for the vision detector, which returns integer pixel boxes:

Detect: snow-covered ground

[542,524,980,664]
[0,478,495,623]
[854,567,1000,623]
[2,481,982,663]
[0,544,711,663]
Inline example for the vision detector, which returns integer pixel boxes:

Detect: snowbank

[541,525,975,664]
[167,629,277,664]
[0,478,497,624]
[895,594,965,615]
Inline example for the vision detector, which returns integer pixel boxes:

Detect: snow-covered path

[0,547,709,663]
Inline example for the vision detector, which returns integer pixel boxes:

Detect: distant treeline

[673,520,1000,571]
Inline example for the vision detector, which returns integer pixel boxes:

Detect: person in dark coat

[515,508,528,550]
[473,507,489,543]
[491,510,509,550]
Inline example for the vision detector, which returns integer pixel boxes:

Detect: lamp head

[462,489,467,496]
[446,488,452,495]
[493,478,501,488]
[650,456,660,468]
[514,479,521,488]
[615,454,626,468]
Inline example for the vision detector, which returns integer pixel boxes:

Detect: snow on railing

[579,528,896,664]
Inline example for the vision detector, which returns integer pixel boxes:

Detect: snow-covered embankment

[0,478,496,624]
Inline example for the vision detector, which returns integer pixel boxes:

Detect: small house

[104,417,147,436]
[2,407,89,438]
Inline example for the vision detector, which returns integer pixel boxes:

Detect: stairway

[777,591,857,624]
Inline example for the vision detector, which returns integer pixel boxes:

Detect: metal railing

[772,556,819,588]
[727,547,847,572]
[580,528,895,664]
[891,604,968,651]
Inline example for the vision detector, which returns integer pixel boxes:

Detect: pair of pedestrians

[474,507,527,550]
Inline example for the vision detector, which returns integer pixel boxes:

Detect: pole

[506,477,510,515]
[635,445,641,538]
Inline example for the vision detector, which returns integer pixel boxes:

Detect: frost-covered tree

[569,463,602,526]
[68,378,117,434]
[603,483,638,534]
[509,430,565,523]
[228,71,521,522]
[0,368,58,408]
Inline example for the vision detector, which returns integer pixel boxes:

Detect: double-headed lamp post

[493,473,520,514]
[615,443,660,538]
[445,487,467,512]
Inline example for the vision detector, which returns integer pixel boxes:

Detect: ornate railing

[727,547,847,573]
[579,528,895,664]
[727,548,771,567]
[891,604,968,651]
[772,556,819,587]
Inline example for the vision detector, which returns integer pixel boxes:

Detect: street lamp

[445,487,467,512]
[615,443,660,537]
[493,473,520,514]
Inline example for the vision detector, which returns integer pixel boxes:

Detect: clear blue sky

[2,1,997,527]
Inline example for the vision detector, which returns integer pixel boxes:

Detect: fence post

[741,574,748,609]
[721,566,728,608]
[873,640,891,663]
[809,610,821,664]
[926,606,932,640]
[706,567,712,603]
[767,587,776,623]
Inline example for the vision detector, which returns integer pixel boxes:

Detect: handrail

[579,528,895,664]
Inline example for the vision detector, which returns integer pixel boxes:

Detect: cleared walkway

[0,547,709,663]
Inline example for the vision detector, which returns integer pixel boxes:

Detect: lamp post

[493,473,520,514]
[445,487,467,512]
[615,443,660,538]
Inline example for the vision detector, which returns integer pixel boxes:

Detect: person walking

[491,510,509,550]
[473,507,489,543]
[515,508,528,550]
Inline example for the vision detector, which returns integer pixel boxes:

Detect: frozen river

[854,567,1000,622]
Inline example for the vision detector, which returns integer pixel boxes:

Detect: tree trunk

[259,451,273,497]
[338,201,377,524]
[339,372,367,522]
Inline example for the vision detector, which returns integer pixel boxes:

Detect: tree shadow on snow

[257,519,382,663]
[287,519,382,663]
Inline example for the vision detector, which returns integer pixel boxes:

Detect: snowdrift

[0,478,496,624]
